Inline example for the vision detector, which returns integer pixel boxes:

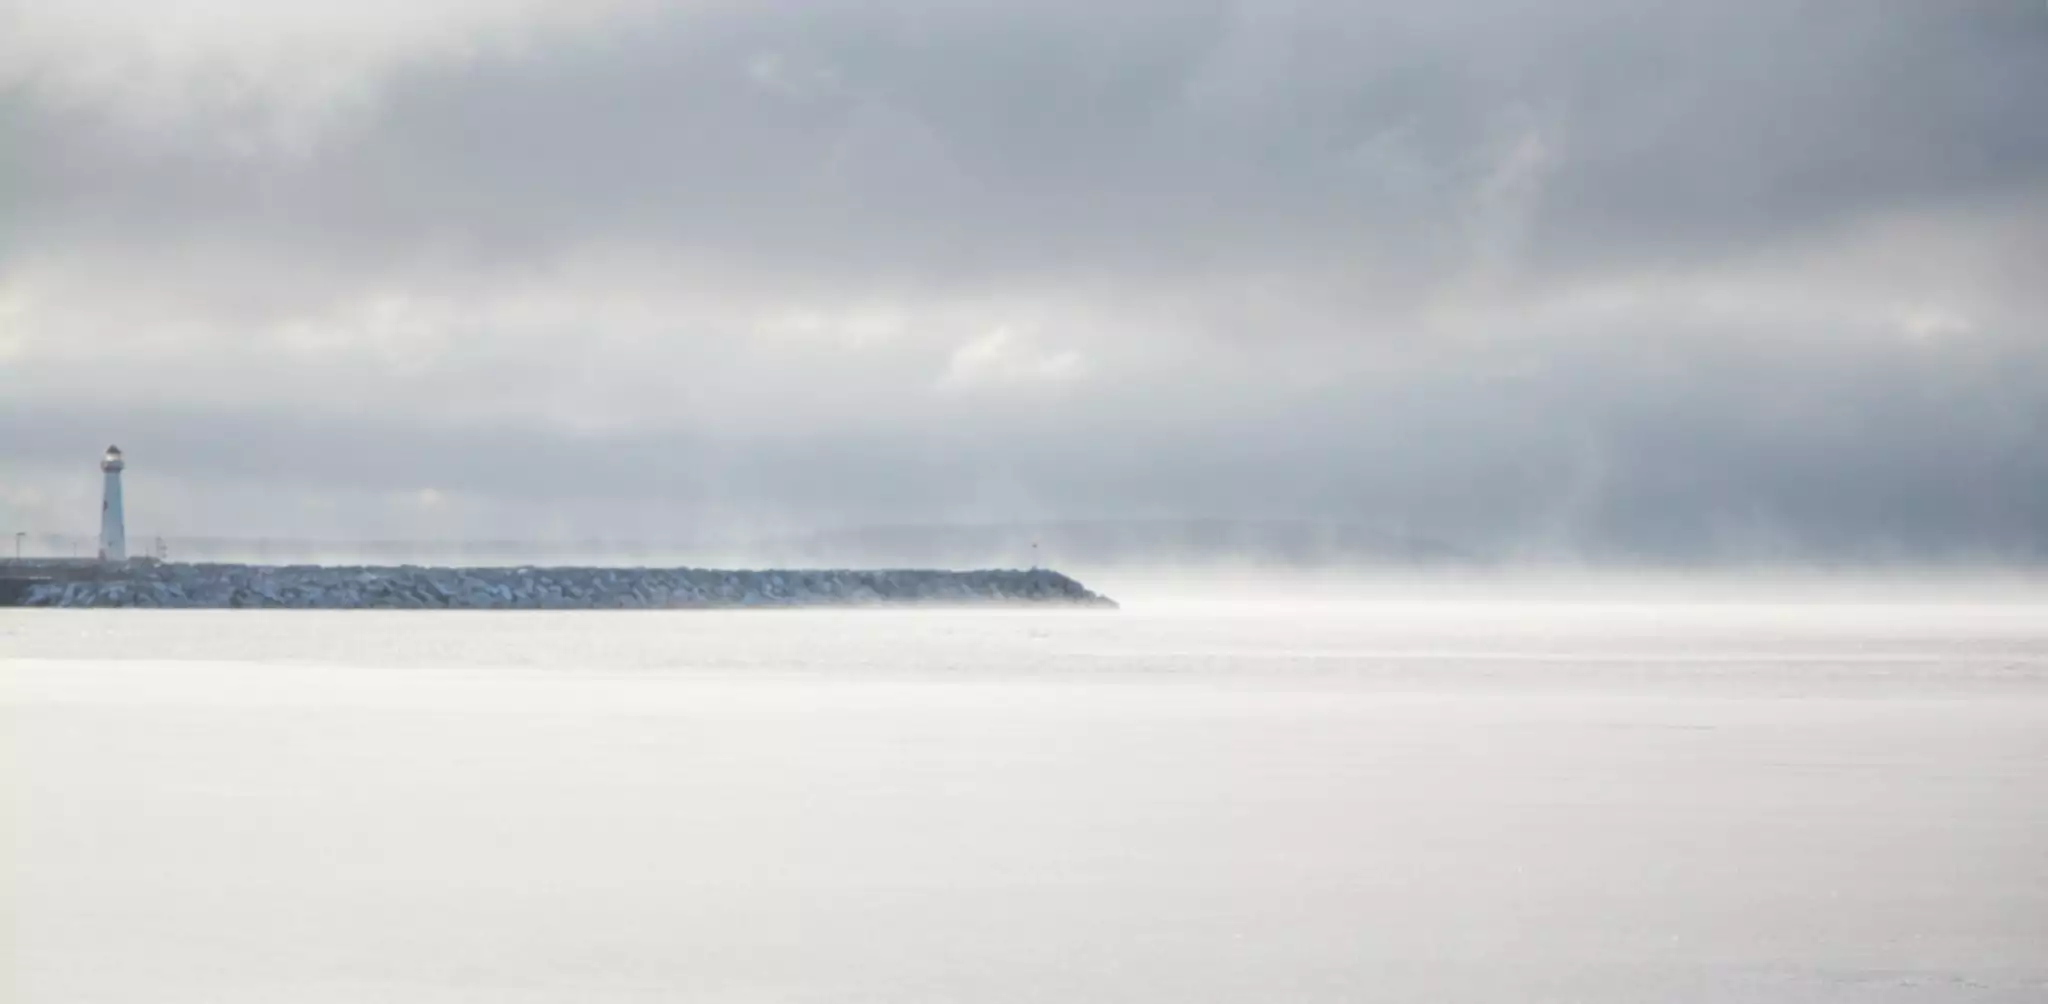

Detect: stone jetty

[0,562,1116,610]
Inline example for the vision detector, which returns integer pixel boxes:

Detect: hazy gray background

[3,1,2045,564]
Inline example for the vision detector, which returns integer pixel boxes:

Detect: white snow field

[5,599,2046,1002]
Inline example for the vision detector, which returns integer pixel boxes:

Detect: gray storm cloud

[2,0,2044,563]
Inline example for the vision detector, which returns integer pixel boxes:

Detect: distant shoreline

[0,562,1117,610]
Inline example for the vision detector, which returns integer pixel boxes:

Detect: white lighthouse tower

[99,445,127,562]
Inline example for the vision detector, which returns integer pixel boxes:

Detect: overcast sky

[2,0,2044,562]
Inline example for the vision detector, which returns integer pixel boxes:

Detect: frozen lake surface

[5,599,2047,1002]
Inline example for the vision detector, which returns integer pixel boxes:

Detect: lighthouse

[99,445,126,562]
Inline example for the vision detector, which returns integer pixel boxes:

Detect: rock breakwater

[1,562,1116,610]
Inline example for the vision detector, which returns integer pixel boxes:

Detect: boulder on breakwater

[0,562,1116,610]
